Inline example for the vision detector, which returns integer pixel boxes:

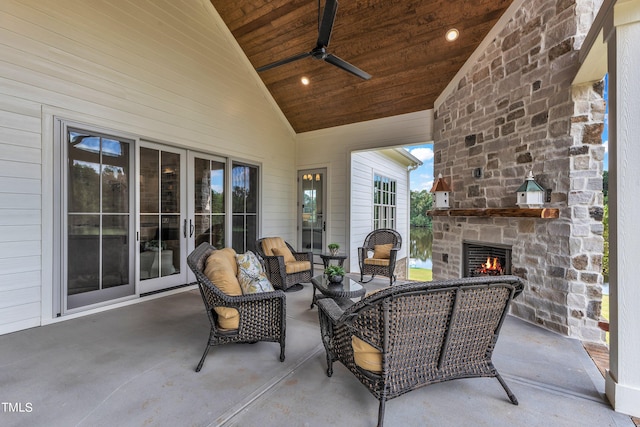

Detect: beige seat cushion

[372,243,393,259]
[271,246,297,264]
[364,258,390,266]
[285,260,311,274]
[204,248,241,329]
[352,336,382,373]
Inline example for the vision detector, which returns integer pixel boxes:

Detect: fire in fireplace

[463,242,512,278]
[477,256,504,275]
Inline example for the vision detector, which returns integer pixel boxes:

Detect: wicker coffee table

[310,274,365,309]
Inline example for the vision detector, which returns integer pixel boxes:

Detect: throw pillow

[372,243,393,259]
[271,246,297,264]
[236,251,275,294]
[204,248,241,329]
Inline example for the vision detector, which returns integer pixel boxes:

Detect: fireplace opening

[463,241,512,278]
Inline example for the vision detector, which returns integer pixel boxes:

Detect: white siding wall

[350,151,411,273]
[296,111,433,272]
[0,0,296,334]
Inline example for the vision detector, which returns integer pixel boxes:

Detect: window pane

[194,158,211,214]
[246,166,258,213]
[161,152,180,214]
[211,161,225,214]
[160,215,180,276]
[195,214,225,248]
[246,215,257,252]
[102,215,129,288]
[232,214,245,253]
[68,133,100,213]
[140,215,160,280]
[140,147,159,214]
[102,140,129,214]
[67,214,100,295]
[232,165,246,213]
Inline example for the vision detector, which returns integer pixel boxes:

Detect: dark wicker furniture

[310,274,365,309]
[319,253,348,269]
[187,243,286,372]
[317,275,524,427]
[358,228,402,285]
[255,237,313,292]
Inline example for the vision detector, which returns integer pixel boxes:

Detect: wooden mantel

[427,208,559,219]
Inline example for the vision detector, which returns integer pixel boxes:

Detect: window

[373,174,396,229]
[232,162,259,253]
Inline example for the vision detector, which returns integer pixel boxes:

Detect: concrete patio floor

[0,275,634,427]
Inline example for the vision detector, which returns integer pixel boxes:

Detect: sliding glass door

[65,128,135,309]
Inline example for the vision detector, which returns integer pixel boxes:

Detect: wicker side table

[310,274,365,309]
[319,253,348,269]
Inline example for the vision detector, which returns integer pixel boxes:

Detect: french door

[138,142,188,294]
[187,152,227,282]
[298,168,326,263]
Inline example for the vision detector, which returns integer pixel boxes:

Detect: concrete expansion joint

[215,343,326,427]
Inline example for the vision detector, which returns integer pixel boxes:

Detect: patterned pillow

[236,251,275,294]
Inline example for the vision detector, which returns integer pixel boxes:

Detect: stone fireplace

[430,0,606,342]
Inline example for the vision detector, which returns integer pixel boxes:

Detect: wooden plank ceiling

[211,0,514,133]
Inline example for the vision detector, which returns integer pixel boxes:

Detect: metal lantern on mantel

[516,170,545,208]
[430,173,452,208]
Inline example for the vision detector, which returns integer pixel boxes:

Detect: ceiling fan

[256,0,371,80]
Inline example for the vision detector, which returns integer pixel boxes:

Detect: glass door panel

[66,130,134,310]
[231,163,258,253]
[299,169,326,263]
[192,156,226,248]
[139,144,186,293]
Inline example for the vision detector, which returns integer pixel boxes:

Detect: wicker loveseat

[187,243,286,372]
[317,275,524,427]
[255,237,313,291]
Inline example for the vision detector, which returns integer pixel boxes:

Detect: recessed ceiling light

[301,76,310,85]
[445,28,459,42]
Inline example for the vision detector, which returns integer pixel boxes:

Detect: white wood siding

[296,111,432,272]
[350,151,411,272]
[0,0,296,333]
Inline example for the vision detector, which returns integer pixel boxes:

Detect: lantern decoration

[516,170,545,208]
[430,173,452,208]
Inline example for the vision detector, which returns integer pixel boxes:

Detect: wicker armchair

[358,228,402,285]
[317,275,524,427]
[255,237,313,292]
[187,243,286,372]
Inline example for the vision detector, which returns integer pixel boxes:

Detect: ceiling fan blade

[317,0,338,48]
[324,54,372,80]
[256,51,312,72]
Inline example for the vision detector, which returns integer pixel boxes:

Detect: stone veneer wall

[432,0,605,341]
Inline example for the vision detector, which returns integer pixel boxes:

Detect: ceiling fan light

[446,28,459,42]
[301,76,310,85]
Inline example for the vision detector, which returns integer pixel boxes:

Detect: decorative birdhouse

[516,170,545,208]
[430,173,452,209]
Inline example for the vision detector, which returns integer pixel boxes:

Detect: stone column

[605,0,640,417]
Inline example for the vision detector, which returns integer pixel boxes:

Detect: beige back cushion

[204,248,241,329]
[271,246,296,264]
[261,237,287,256]
[372,243,393,259]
